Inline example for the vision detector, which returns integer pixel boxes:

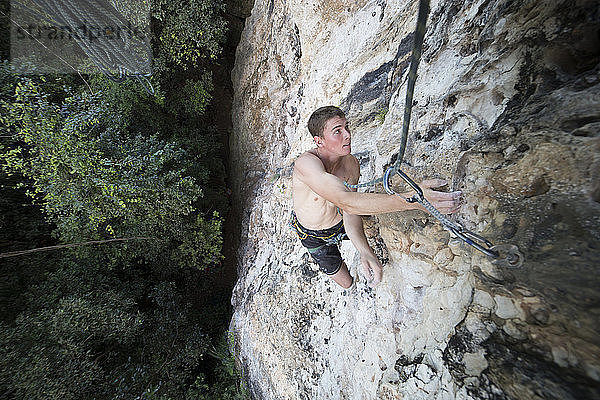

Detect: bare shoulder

[295,149,319,164]
[345,154,359,169]
[294,150,323,175]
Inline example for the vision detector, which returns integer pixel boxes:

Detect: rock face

[229,0,600,398]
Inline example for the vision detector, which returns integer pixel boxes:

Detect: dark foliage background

[0,1,244,398]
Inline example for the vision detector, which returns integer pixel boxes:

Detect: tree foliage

[152,0,227,70]
[0,258,215,399]
[0,0,243,397]
[0,76,222,267]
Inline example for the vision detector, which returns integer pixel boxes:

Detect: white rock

[434,247,454,265]
[229,0,597,398]
[472,289,496,314]
[494,295,522,320]
[502,321,527,341]
[552,346,570,368]
[464,313,492,342]
[463,350,489,376]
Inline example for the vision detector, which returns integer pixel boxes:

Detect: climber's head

[308,106,351,156]
[308,106,346,138]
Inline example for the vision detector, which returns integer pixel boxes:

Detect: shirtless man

[291,106,462,289]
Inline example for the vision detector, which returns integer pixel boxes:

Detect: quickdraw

[382,167,523,268]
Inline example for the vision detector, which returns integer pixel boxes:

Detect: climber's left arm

[342,162,382,286]
[343,212,383,286]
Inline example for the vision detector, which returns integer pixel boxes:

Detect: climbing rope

[345,0,523,267]
[346,0,429,190]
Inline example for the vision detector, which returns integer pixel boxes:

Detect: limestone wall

[229,0,600,398]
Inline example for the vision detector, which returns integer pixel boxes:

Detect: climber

[291,106,463,289]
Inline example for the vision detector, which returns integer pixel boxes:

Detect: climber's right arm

[294,153,415,215]
[294,153,463,216]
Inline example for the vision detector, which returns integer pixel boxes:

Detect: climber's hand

[360,252,382,287]
[418,179,462,214]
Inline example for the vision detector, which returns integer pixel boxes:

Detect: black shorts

[290,211,348,275]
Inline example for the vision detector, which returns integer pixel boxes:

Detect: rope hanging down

[345,0,523,268]
[346,0,429,189]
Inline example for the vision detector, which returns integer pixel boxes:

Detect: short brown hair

[307,106,346,138]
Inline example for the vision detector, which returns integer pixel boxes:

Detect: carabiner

[383,167,421,203]
[383,167,397,195]
[396,169,424,200]
[449,226,499,258]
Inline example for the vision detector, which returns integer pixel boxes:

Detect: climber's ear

[314,135,323,147]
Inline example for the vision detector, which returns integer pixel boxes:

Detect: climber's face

[315,116,351,156]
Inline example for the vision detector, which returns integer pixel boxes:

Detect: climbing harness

[289,212,345,242]
[345,0,523,268]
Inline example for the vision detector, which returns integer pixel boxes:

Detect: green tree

[0,77,222,268]
[152,0,227,71]
[0,257,216,399]
[0,0,242,397]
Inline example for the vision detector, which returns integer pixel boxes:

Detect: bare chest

[292,164,353,229]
